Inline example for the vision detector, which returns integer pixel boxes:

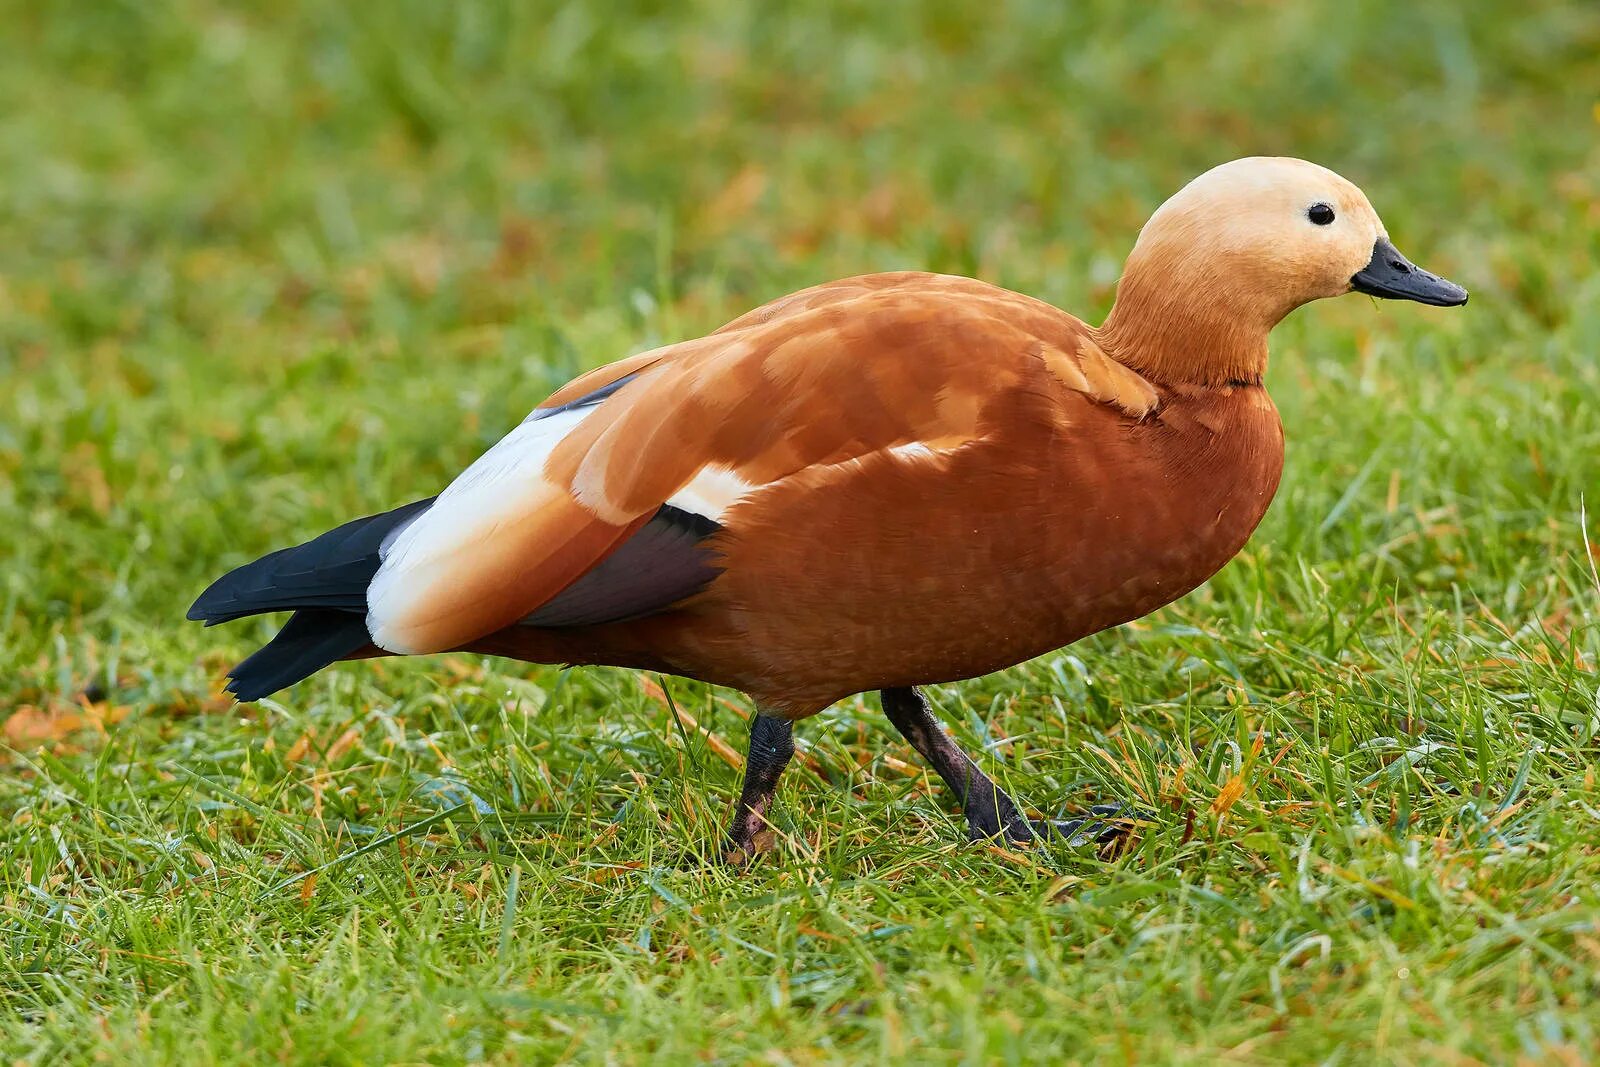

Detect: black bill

[1351,236,1468,307]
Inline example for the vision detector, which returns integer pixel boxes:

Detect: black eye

[1308,203,1336,226]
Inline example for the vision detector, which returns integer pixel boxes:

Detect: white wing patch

[666,465,758,522]
[365,406,594,650]
[885,441,939,461]
[662,441,964,525]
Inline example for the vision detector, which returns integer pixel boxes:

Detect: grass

[3,0,1599,1062]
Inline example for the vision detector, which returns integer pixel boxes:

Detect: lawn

[3,1,1600,1062]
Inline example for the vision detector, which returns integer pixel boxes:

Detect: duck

[189,156,1467,861]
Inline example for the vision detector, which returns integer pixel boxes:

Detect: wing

[365,272,1154,655]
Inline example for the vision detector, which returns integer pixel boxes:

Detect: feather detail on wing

[365,272,1152,655]
[366,404,653,654]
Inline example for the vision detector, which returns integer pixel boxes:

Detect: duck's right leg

[880,687,1035,842]
[880,687,1133,846]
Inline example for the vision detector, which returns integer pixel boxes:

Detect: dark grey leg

[880,687,1133,846]
[722,712,795,862]
[880,686,1033,841]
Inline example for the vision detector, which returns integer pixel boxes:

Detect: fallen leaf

[324,728,361,764]
[1211,774,1246,819]
[4,705,85,746]
[285,731,313,762]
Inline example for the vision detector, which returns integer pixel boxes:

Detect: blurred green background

[2,1,1599,1063]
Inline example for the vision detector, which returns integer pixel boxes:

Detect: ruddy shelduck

[191,157,1467,860]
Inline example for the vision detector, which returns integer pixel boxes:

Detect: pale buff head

[1100,156,1466,385]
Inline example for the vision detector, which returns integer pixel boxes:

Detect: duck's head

[1100,156,1467,385]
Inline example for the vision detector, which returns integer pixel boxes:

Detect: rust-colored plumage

[462,271,1283,717]
[191,157,1467,856]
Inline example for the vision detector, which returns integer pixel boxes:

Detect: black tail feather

[188,497,435,624]
[189,497,436,701]
[225,610,373,701]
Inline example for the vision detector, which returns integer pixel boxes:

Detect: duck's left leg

[721,711,795,863]
[880,687,1131,846]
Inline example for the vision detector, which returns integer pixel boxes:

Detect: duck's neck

[1093,255,1276,389]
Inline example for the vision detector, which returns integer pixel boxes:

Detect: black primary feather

[224,609,372,701]
[188,497,436,700]
[187,497,436,625]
